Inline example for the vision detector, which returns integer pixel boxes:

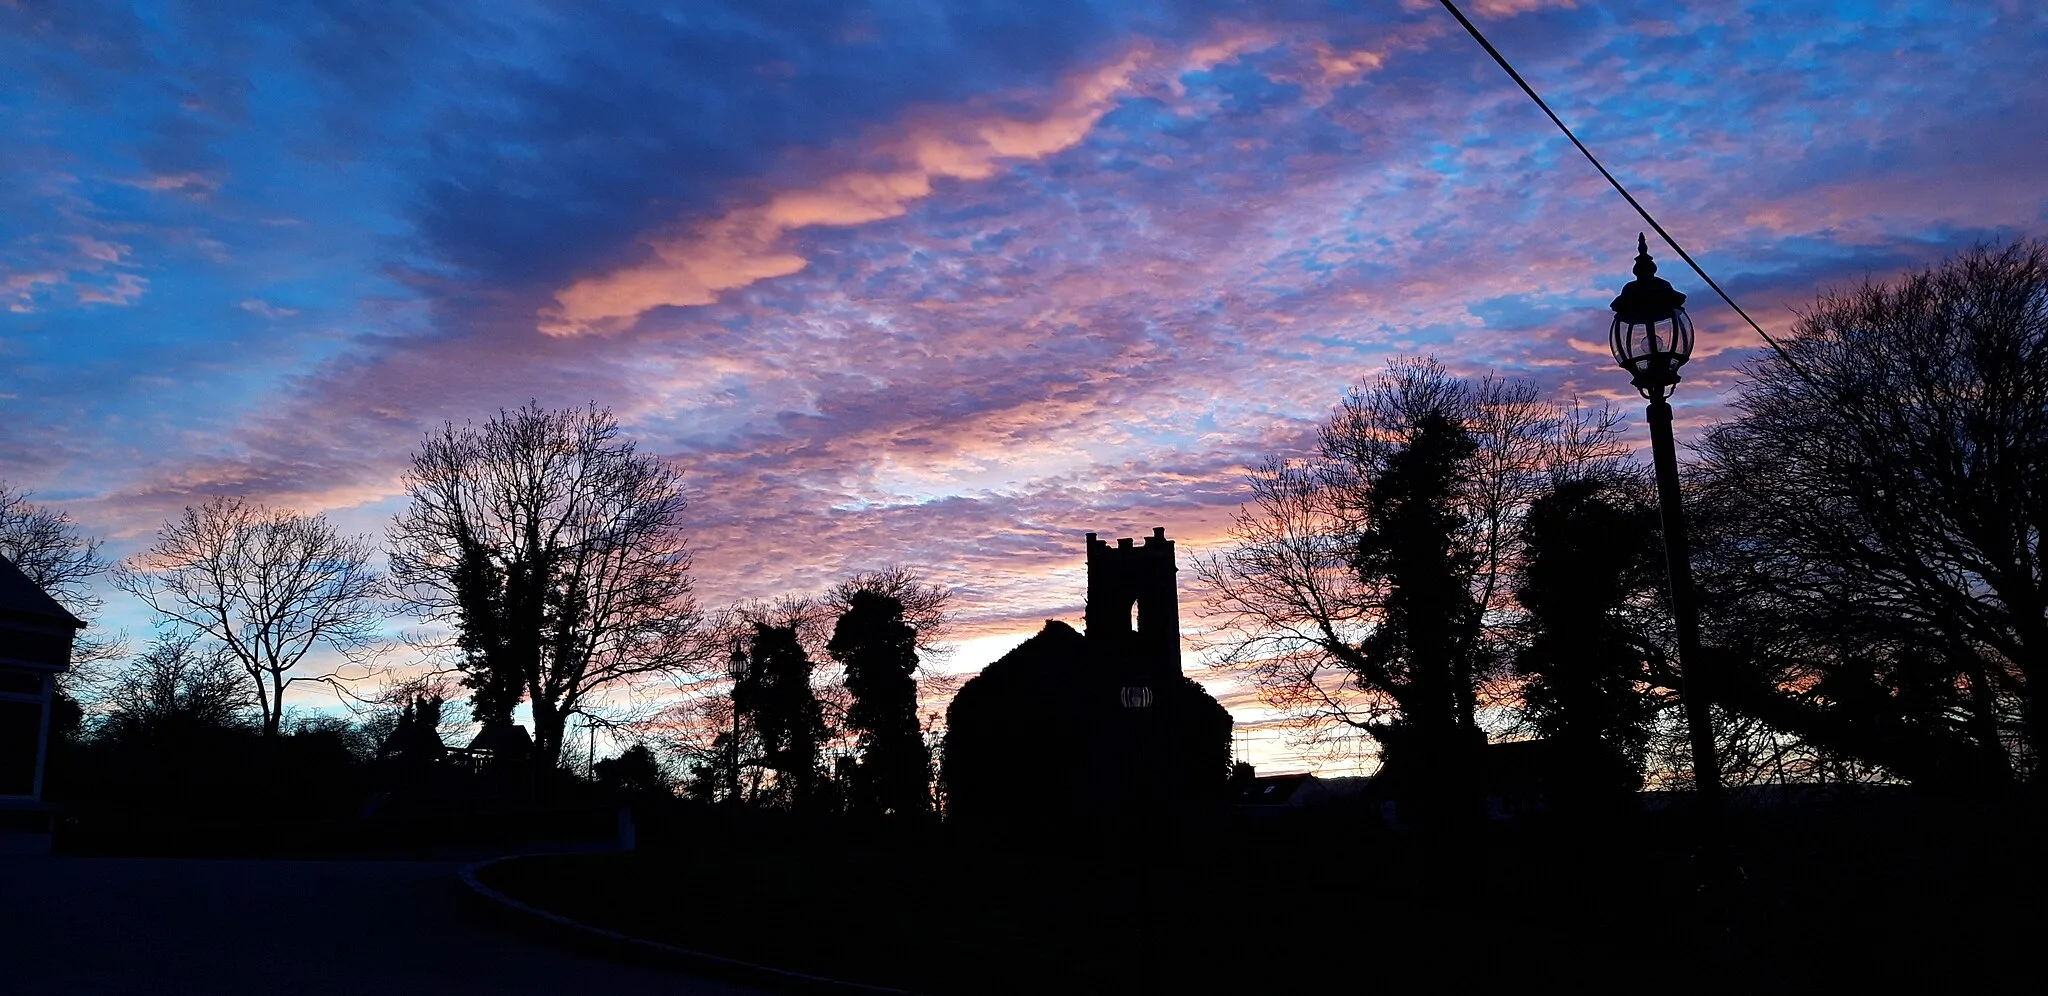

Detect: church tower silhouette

[1083,527,1181,688]
[941,527,1231,836]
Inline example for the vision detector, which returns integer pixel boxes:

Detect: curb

[458,855,920,996]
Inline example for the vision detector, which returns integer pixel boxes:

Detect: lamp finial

[1633,233,1657,279]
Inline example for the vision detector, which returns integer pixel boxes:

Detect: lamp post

[1608,234,1725,833]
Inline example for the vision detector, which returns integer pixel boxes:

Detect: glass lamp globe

[1608,233,1694,401]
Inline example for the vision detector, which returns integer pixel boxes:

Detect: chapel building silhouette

[943,528,1232,836]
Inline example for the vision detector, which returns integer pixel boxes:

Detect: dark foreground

[485,793,2042,994]
[0,856,767,996]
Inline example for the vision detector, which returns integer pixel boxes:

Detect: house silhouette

[0,552,85,854]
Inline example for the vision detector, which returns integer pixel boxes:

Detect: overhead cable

[1434,0,1779,347]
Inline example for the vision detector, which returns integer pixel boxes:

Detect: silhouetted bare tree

[828,567,953,654]
[673,659,754,805]
[387,402,707,768]
[1694,240,2048,790]
[115,496,381,737]
[102,637,254,732]
[1196,359,1625,817]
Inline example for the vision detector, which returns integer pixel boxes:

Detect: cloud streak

[544,33,1286,335]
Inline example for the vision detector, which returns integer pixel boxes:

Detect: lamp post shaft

[1645,399,1724,823]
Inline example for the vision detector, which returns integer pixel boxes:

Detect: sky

[4,0,2045,772]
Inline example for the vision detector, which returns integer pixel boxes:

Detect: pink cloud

[74,272,148,306]
[119,172,221,198]
[68,235,127,264]
[2,233,146,311]
[1467,0,1578,16]
[2,271,64,313]
[238,298,299,319]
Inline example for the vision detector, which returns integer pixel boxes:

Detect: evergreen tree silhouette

[1514,476,1664,813]
[1351,409,1486,828]
[828,590,932,816]
[732,623,824,810]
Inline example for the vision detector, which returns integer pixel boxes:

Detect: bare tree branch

[113,496,382,738]
[387,402,712,767]
[1194,358,1629,758]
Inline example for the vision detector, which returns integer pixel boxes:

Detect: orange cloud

[543,33,1277,337]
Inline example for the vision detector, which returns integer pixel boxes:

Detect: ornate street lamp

[1610,233,1695,401]
[1609,234,1725,831]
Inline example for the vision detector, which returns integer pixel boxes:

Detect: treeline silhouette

[1201,241,2047,824]
[15,402,963,851]
[3,240,2043,989]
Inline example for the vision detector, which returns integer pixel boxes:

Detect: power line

[1434,0,1779,348]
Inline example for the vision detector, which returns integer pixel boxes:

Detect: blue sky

[4,0,2044,769]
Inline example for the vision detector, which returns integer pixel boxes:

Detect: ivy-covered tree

[1513,475,1669,812]
[1346,409,1486,824]
[828,590,932,816]
[388,403,708,767]
[1198,358,1626,827]
[732,623,824,810]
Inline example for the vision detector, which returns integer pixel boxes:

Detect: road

[0,856,769,995]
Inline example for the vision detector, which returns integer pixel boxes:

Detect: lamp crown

[1610,234,1686,322]
[1633,233,1657,279]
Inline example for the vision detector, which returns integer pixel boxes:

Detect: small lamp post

[1608,234,1725,829]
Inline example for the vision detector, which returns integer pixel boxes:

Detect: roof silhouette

[1236,772,1318,806]
[0,552,85,628]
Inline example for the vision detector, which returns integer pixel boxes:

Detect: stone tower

[1083,527,1181,685]
[940,526,1232,835]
